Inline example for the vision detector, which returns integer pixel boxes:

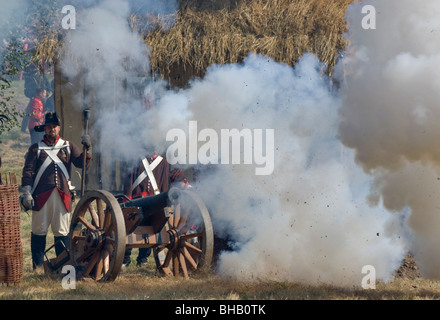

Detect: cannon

[44,187,214,281]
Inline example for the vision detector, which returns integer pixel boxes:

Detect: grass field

[1,127,440,301]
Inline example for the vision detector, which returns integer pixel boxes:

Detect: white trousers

[32,190,70,237]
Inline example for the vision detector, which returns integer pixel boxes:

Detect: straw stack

[35,0,355,87]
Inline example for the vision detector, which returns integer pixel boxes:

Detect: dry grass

[3,247,440,300]
[145,0,354,83]
[34,0,355,87]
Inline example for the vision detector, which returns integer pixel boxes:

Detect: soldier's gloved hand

[22,185,34,210]
[81,134,91,149]
[81,134,92,155]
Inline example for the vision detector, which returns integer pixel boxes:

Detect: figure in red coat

[27,87,47,145]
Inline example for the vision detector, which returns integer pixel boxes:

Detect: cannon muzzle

[120,187,181,215]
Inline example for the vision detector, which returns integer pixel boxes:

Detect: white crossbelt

[131,156,163,195]
[31,139,70,194]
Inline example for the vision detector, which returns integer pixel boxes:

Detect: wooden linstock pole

[81,109,90,197]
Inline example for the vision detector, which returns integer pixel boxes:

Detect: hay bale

[145,0,354,86]
[33,0,355,87]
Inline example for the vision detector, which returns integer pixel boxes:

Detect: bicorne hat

[34,112,61,132]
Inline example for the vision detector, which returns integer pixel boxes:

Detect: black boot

[54,235,70,256]
[137,248,151,266]
[31,233,46,270]
[123,248,132,267]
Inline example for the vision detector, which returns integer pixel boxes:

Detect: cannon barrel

[119,187,181,215]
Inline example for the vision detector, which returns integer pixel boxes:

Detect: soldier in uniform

[121,82,187,267]
[121,151,186,267]
[21,112,92,271]
[121,151,169,267]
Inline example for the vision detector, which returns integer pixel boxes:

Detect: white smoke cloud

[0,0,27,30]
[58,0,420,287]
[338,0,440,278]
[60,0,181,165]
[61,0,151,95]
[187,53,408,287]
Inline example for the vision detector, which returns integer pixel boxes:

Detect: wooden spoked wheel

[69,190,126,281]
[153,188,214,278]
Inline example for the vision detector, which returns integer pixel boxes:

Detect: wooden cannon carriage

[44,187,214,281]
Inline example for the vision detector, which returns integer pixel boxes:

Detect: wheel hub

[166,228,180,250]
[85,228,106,248]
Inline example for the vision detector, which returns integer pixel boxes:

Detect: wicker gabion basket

[0,173,23,285]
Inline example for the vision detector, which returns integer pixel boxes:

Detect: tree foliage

[0,36,29,140]
[0,0,62,141]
